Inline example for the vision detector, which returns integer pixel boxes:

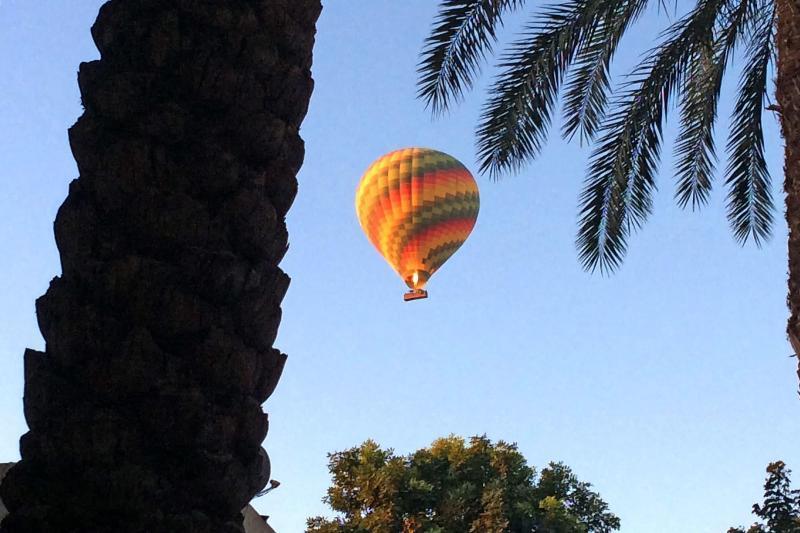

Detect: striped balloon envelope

[355,147,479,301]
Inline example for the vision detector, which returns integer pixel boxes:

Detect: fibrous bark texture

[777,0,800,388]
[0,1,320,531]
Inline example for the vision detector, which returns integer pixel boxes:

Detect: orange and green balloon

[355,147,479,299]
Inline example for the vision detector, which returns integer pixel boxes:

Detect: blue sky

[1,2,798,532]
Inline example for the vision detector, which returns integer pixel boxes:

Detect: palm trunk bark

[777,0,800,387]
[0,1,320,531]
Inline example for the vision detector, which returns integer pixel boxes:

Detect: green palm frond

[673,0,754,210]
[476,0,624,177]
[724,1,775,245]
[420,0,776,274]
[674,40,719,210]
[417,0,525,115]
[577,0,729,273]
[561,0,649,143]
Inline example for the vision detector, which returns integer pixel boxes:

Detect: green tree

[306,435,620,533]
[729,461,800,533]
[0,1,321,531]
[417,0,800,384]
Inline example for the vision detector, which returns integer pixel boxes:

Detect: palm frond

[724,2,775,245]
[673,0,755,210]
[476,0,627,177]
[417,0,525,115]
[561,0,649,143]
[577,0,729,273]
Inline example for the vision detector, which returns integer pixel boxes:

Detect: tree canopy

[306,435,620,533]
[728,461,800,533]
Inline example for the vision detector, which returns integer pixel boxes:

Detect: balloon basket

[403,289,428,302]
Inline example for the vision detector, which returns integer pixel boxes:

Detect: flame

[412,271,419,286]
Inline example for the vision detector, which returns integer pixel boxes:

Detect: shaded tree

[0,1,320,531]
[306,435,620,533]
[729,461,800,533]
[417,0,800,384]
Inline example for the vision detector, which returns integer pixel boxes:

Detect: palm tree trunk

[0,1,320,531]
[777,0,800,387]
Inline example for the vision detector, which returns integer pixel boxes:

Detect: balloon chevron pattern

[356,147,479,292]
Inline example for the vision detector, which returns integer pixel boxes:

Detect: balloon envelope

[355,147,479,293]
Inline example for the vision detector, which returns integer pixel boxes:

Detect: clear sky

[1,2,798,532]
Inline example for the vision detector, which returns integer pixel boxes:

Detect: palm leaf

[417,0,525,115]
[724,2,775,245]
[476,0,625,177]
[561,0,649,143]
[673,0,756,210]
[577,0,729,273]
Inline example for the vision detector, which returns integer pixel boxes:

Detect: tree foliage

[306,435,620,533]
[418,0,777,273]
[728,461,800,533]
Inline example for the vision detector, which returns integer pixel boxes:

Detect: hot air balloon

[355,147,479,301]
